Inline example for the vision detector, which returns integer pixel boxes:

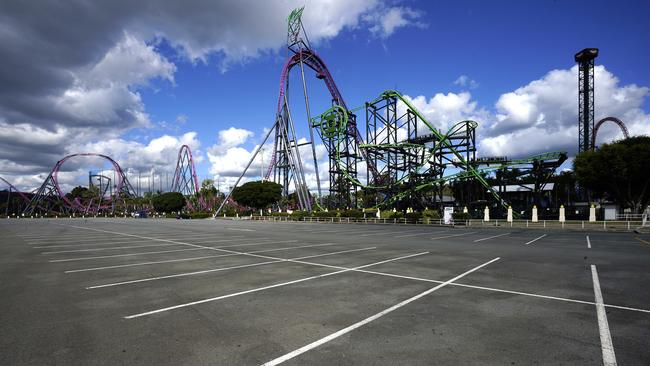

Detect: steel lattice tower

[575,48,598,153]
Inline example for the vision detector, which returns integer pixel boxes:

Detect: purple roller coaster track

[23,153,135,215]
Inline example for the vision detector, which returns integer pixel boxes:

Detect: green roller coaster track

[314,90,566,210]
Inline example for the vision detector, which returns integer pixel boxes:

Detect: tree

[574,136,650,213]
[231,181,282,209]
[151,192,186,213]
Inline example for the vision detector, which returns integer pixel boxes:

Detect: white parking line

[210,239,297,249]
[33,240,165,248]
[42,242,181,254]
[49,247,207,262]
[88,247,377,289]
[587,236,592,249]
[359,231,410,237]
[25,232,231,244]
[394,231,444,238]
[591,265,617,366]
[32,236,249,248]
[41,238,286,255]
[123,251,428,319]
[261,257,500,366]
[352,267,650,314]
[65,243,340,273]
[524,234,547,245]
[474,232,510,243]
[430,232,477,240]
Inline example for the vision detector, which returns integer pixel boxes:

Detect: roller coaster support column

[215,124,276,217]
[298,53,323,206]
[5,186,10,216]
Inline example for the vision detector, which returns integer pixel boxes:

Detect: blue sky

[137,0,650,181]
[1,0,649,192]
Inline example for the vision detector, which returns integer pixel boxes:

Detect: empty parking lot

[1,218,648,365]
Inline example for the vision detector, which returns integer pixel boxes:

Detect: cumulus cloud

[454,75,479,90]
[205,64,650,196]
[211,127,255,155]
[206,127,331,193]
[1,131,202,192]
[366,6,427,38]
[401,91,490,134]
[0,0,423,192]
[480,65,650,157]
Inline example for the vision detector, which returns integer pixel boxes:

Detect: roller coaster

[217,7,570,215]
[0,9,633,217]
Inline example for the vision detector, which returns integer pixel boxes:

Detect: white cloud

[366,6,427,38]
[85,32,176,87]
[2,1,430,193]
[212,127,254,154]
[481,65,650,157]
[454,75,479,89]
[403,91,489,133]
[206,127,332,193]
[365,66,650,162]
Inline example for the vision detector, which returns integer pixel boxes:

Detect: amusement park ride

[0,9,633,217]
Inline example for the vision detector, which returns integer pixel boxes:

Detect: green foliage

[422,208,441,219]
[452,212,471,221]
[290,210,309,219]
[66,186,100,201]
[190,212,213,219]
[340,209,364,218]
[405,212,422,221]
[312,211,337,218]
[389,211,404,219]
[270,212,290,217]
[379,210,394,219]
[221,206,237,216]
[231,180,283,209]
[151,192,186,213]
[574,136,650,212]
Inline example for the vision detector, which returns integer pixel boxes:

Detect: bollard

[589,204,596,222]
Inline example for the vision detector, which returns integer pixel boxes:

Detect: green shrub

[379,210,393,219]
[312,211,336,218]
[389,211,404,219]
[422,208,441,219]
[152,192,186,213]
[405,212,422,221]
[270,212,290,217]
[340,209,364,218]
[190,212,213,219]
[452,212,471,221]
[290,210,309,219]
[364,208,378,215]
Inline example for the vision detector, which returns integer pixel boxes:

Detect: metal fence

[249,216,645,231]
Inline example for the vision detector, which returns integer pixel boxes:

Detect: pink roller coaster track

[593,116,630,148]
[171,145,200,196]
[0,176,33,204]
[52,153,129,211]
[24,153,133,215]
[264,49,367,179]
